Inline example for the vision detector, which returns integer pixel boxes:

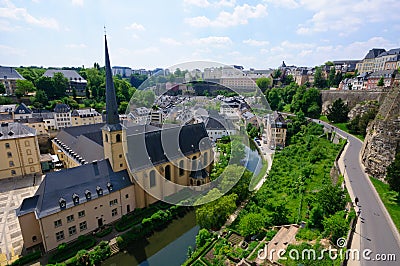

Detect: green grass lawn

[319,115,364,141]
[370,177,400,232]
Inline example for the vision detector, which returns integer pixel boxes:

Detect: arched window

[165,165,171,181]
[179,160,184,176]
[116,134,121,143]
[149,170,156,188]
[192,156,197,171]
[104,134,108,143]
[197,180,201,186]
[203,152,208,166]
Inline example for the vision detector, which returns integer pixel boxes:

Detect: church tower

[102,35,126,172]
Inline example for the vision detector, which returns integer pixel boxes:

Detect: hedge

[10,251,41,266]
[48,236,96,264]
[95,227,113,238]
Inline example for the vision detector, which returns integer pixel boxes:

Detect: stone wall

[321,90,387,114]
[360,86,400,180]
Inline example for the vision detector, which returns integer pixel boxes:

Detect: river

[102,143,262,266]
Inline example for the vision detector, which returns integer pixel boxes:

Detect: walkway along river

[102,144,262,266]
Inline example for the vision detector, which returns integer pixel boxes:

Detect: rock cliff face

[348,100,379,120]
[361,86,400,180]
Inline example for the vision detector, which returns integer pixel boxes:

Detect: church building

[16,35,212,252]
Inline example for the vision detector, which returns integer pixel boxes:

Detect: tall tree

[326,98,349,123]
[15,79,36,98]
[314,66,327,88]
[386,149,400,193]
[31,90,48,108]
[328,67,336,87]
[52,72,69,99]
[256,77,272,92]
[0,82,6,94]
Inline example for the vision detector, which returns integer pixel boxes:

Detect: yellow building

[17,35,212,253]
[0,122,41,179]
[14,117,48,135]
[71,108,103,126]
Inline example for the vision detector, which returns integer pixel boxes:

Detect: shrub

[10,251,41,266]
[95,227,113,238]
[48,236,96,264]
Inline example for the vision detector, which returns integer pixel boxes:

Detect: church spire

[104,34,121,127]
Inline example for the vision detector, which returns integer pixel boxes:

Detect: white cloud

[296,0,400,35]
[185,3,267,27]
[0,44,25,56]
[71,0,84,6]
[264,0,300,9]
[125,22,145,31]
[0,0,59,29]
[193,36,232,47]
[243,39,269,46]
[65,43,87,49]
[160,37,182,46]
[183,0,210,8]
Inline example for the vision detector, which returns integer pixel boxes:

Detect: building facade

[54,104,72,129]
[0,122,41,179]
[43,70,87,97]
[264,111,287,150]
[71,108,103,126]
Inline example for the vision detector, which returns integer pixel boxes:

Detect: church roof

[17,159,131,218]
[125,123,212,171]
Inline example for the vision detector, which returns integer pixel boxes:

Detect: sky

[1,0,400,70]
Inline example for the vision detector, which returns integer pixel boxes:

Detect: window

[28,158,34,164]
[78,210,85,218]
[32,236,37,242]
[116,134,121,143]
[24,140,30,147]
[7,152,12,158]
[203,152,208,166]
[56,231,64,241]
[192,156,197,171]
[54,219,62,228]
[79,221,87,231]
[30,167,35,172]
[5,143,10,149]
[119,154,122,158]
[112,208,118,217]
[109,199,118,206]
[27,149,31,155]
[104,134,108,142]
[125,194,129,199]
[11,170,16,175]
[149,170,156,188]
[179,160,184,176]
[67,214,74,223]
[9,161,14,167]
[165,165,171,181]
[68,226,77,236]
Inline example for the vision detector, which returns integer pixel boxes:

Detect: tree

[386,150,400,193]
[308,204,324,230]
[15,79,35,98]
[52,72,69,99]
[326,98,349,123]
[238,213,266,237]
[196,228,212,248]
[31,90,48,108]
[0,82,5,94]
[322,211,349,243]
[328,67,336,87]
[267,88,282,110]
[316,185,346,216]
[256,77,272,92]
[313,66,327,88]
[377,77,384,87]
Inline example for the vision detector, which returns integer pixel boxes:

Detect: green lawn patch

[370,177,400,231]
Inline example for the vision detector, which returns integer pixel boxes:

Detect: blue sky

[1,0,400,69]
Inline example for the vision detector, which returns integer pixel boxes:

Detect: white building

[54,104,71,129]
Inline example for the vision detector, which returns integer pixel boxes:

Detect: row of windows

[4,141,31,149]
[54,211,86,228]
[8,157,35,166]
[10,166,36,176]
[56,221,87,241]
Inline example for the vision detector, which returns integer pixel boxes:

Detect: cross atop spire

[103,34,121,130]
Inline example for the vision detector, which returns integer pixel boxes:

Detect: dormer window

[72,193,79,205]
[96,186,103,196]
[107,182,113,192]
[85,190,91,200]
[59,198,66,209]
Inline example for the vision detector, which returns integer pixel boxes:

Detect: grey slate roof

[0,66,24,80]
[0,104,17,113]
[43,69,86,83]
[54,103,70,113]
[16,159,132,218]
[14,103,32,115]
[364,48,386,59]
[125,123,211,171]
[0,122,36,139]
[269,111,287,129]
[54,123,105,162]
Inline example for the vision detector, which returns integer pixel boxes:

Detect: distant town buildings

[0,66,24,95]
[54,103,72,129]
[43,70,87,97]
[264,111,287,150]
[71,108,103,126]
